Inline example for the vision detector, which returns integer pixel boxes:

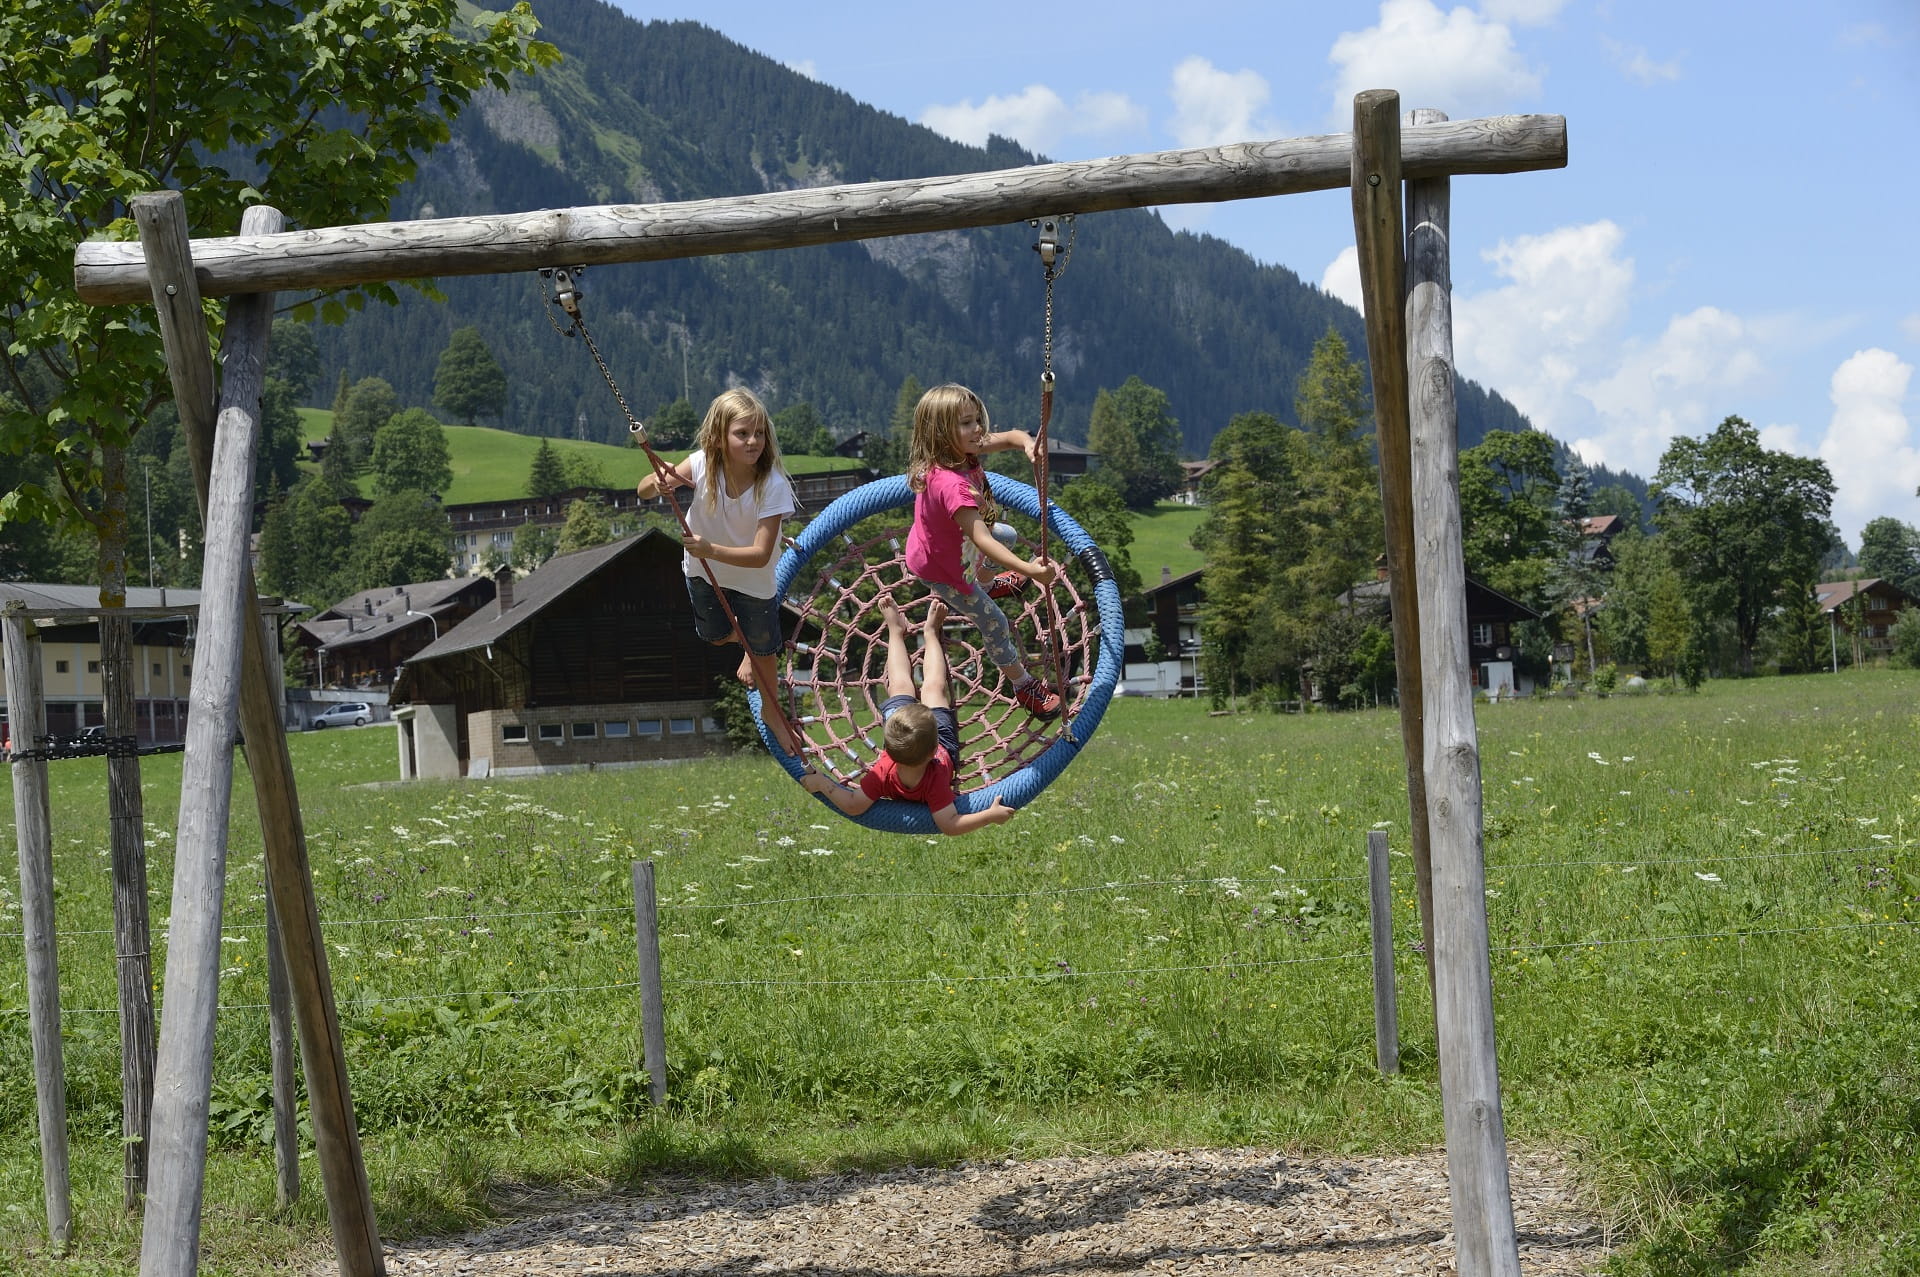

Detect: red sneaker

[1014,678,1063,721]
[986,571,1030,601]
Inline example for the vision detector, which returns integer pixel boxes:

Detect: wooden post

[133,192,383,1276]
[1350,91,1436,990]
[138,214,269,1277]
[101,599,157,1209]
[264,858,300,1211]
[76,116,1567,304]
[1406,108,1522,1277]
[3,607,73,1252]
[631,861,668,1105]
[1366,830,1400,1075]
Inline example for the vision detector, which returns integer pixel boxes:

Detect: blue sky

[610,0,1919,548]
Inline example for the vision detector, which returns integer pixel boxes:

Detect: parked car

[311,701,373,729]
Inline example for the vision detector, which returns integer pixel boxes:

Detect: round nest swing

[750,472,1125,834]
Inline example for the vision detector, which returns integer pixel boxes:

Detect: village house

[389,530,747,780]
[1815,577,1917,663]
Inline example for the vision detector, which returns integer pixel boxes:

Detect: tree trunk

[98,444,158,1210]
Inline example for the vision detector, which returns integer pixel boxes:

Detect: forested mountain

[312,0,1551,466]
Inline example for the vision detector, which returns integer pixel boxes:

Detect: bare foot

[734,652,754,687]
[925,597,948,633]
[875,592,906,633]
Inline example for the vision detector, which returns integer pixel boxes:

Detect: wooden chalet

[1337,575,1544,697]
[389,530,741,779]
[1816,577,1917,661]
[289,575,495,697]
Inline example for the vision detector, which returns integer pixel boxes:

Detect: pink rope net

[780,520,1101,793]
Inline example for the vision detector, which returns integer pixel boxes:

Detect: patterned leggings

[927,578,1025,671]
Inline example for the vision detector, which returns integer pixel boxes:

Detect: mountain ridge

[311,0,1643,500]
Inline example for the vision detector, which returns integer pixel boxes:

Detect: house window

[636,719,663,738]
[55,660,69,673]
[700,716,720,734]
[669,716,695,736]
[88,660,100,674]
[1470,623,1494,649]
[152,662,162,676]
[538,723,564,742]
[182,664,191,677]
[571,721,597,739]
[603,720,631,738]
[1868,595,1889,612]
[502,724,529,743]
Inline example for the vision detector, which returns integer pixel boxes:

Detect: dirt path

[361,1146,1613,1275]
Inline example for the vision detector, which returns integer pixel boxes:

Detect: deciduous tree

[433,326,509,427]
[1652,415,1835,677]
[371,408,454,498]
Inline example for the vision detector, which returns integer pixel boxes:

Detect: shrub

[1591,663,1619,696]
[1891,606,1920,669]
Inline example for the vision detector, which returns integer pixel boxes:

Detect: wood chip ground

[359,1147,1613,1276]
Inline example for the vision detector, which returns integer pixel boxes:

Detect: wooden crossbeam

[74,114,1564,304]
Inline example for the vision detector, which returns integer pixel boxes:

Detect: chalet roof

[1815,577,1915,613]
[0,582,306,622]
[1578,514,1623,537]
[1337,575,1545,622]
[1143,567,1206,598]
[406,532,663,663]
[296,575,490,652]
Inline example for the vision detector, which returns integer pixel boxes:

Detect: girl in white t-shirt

[638,388,801,753]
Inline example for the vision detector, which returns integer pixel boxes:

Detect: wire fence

[7,842,1911,1017]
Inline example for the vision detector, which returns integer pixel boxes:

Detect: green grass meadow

[297,408,875,506]
[4,672,1920,1273]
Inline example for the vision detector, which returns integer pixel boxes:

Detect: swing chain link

[539,265,652,444]
[1029,215,1076,384]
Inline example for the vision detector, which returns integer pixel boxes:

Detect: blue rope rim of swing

[750,472,1126,834]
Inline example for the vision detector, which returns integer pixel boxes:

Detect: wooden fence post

[265,857,301,1211]
[137,219,269,1277]
[3,607,72,1252]
[1350,90,1437,996]
[1406,107,1522,1277]
[133,192,383,1276]
[631,861,668,1105]
[1366,830,1400,1075]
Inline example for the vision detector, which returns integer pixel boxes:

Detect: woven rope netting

[755,474,1125,834]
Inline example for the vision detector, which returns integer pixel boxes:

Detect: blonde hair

[883,701,939,767]
[695,387,780,510]
[907,383,999,522]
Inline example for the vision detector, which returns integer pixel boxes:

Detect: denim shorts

[686,576,784,656]
[880,694,960,766]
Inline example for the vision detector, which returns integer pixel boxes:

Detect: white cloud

[1604,38,1682,85]
[1480,0,1567,24]
[1452,220,1634,447]
[920,85,1144,157]
[1813,349,1919,545]
[1321,246,1364,313]
[1167,56,1276,149]
[785,59,819,81]
[1577,306,1769,475]
[1326,0,1545,127]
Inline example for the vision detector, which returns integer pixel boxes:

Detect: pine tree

[433,326,509,427]
[528,437,568,498]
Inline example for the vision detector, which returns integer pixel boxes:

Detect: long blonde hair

[695,387,780,510]
[907,383,1001,522]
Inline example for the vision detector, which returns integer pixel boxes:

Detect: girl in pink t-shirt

[903,383,1062,721]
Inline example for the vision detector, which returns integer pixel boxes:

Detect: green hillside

[308,1,1567,480]
[298,409,859,505]
[1126,503,1208,583]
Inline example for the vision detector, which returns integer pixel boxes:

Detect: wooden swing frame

[18,97,1565,1277]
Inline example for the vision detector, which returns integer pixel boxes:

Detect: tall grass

[3,671,1917,1273]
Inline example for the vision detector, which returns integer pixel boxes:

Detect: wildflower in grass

[1588,752,1609,765]
[802,848,835,857]
[1695,872,1722,883]
[810,824,830,831]
[1110,835,1125,844]
[775,836,795,847]
[1618,790,1632,796]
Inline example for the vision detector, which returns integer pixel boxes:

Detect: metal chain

[535,267,808,760]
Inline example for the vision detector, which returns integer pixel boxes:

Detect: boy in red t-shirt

[800,595,1016,835]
